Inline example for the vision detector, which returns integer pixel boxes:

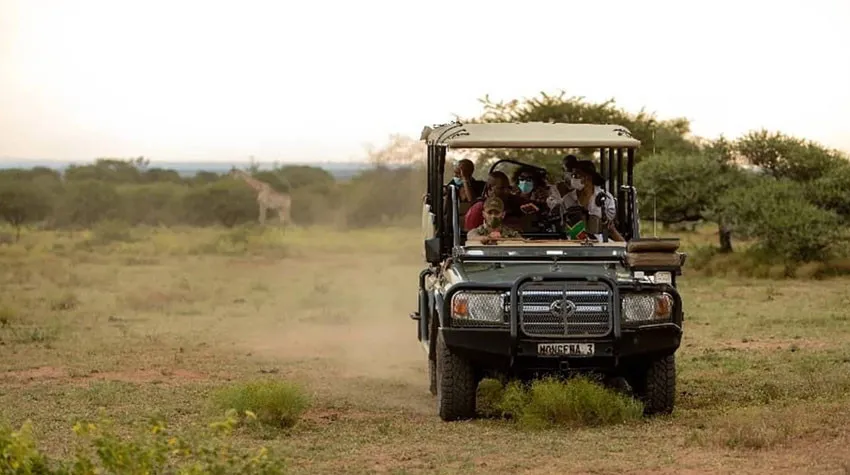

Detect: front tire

[428,358,437,396]
[631,354,676,416]
[435,332,476,421]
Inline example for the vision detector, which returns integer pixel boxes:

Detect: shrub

[117,182,188,226]
[183,180,257,227]
[54,180,123,228]
[89,220,136,245]
[719,179,844,262]
[0,411,288,474]
[485,376,644,429]
[211,379,310,429]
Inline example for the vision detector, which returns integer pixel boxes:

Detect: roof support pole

[616,148,625,231]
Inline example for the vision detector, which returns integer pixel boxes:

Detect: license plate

[537,343,595,356]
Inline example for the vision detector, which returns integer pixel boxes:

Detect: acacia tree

[0,181,51,241]
[461,90,699,177]
[734,129,846,182]
[634,150,749,252]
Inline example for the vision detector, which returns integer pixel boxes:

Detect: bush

[0,411,287,474]
[183,179,258,227]
[54,180,122,228]
[211,379,310,429]
[339,166,424,228]
[634,152,741,224]
[484,376,644,429]
[117,182,188,226]
[805,164,850,222]
[719,179,844,262]
[88,220,136,245]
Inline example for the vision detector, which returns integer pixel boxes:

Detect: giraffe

[229,169,295,227]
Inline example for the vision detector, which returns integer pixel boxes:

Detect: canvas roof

[420,122,641,148]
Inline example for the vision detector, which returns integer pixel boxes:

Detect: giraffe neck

[234,172,268,192]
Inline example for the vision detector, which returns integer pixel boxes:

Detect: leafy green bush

[634,152,741,224]
[0,411,287,474]
[117,182,188,226]
[483,376,644,429]
[805,164,850,222]
[89,220,136,245]
[54,180,123,228]
[211,380,310,429]
[719,179,844,262]
[183,179,257,227]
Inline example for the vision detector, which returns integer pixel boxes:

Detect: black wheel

[630,354,676,416]
[428,358,437,396]
[435,332,476,421]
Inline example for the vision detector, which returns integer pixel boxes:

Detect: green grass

[486,376,644,429]
[2,224,850,473]
[211,379,311,429]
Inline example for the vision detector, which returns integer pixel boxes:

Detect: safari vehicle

[411,121,687,421]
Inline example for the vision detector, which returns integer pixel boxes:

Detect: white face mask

[570,177,585,191]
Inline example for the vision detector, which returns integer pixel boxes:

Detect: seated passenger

[464,171,525,230]
[548,160,625,242]
[446,158,486,204]
[512,165,554,231]
[545,154,579,210]
[466,197,522,243]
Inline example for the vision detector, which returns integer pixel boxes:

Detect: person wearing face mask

[546,154,579,211]
[466,196,522,243]
[511,165,552,231]
[447,158,486,204]
[512,166,550,206]
[552,160,625,242]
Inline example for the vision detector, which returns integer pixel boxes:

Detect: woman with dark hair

[511,165,550,210]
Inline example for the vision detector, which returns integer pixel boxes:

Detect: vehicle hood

[454,261,621,284]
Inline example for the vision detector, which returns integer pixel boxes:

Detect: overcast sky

[1,0,848,163]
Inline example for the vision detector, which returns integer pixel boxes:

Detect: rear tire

[435,332,476,421]
[631,354,676,416]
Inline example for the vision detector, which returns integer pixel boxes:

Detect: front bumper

[439,271,683,371]
[442,324,682,371]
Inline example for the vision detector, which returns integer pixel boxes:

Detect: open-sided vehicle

[411,121,687,421]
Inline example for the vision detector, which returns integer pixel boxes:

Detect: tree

[718,179,843,262]
[462,90,699,176]
[364,134,427,168]
[0,180,51,241]
[804,162,850,222]
[64,158,148,184]
[634,152,748,252]
[734,129,846,182]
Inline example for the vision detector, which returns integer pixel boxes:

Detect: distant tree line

[2,89,849,264]
[0,156,426,237]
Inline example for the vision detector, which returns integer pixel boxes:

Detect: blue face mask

[517,179,534,194]
[452,177,464,186]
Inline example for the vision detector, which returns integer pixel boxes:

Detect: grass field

[2,225,850,474]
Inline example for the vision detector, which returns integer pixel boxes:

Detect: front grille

[518,281,613,337]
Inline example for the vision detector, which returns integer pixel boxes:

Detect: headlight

[450,291,505,325]
[622,293,673,323]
